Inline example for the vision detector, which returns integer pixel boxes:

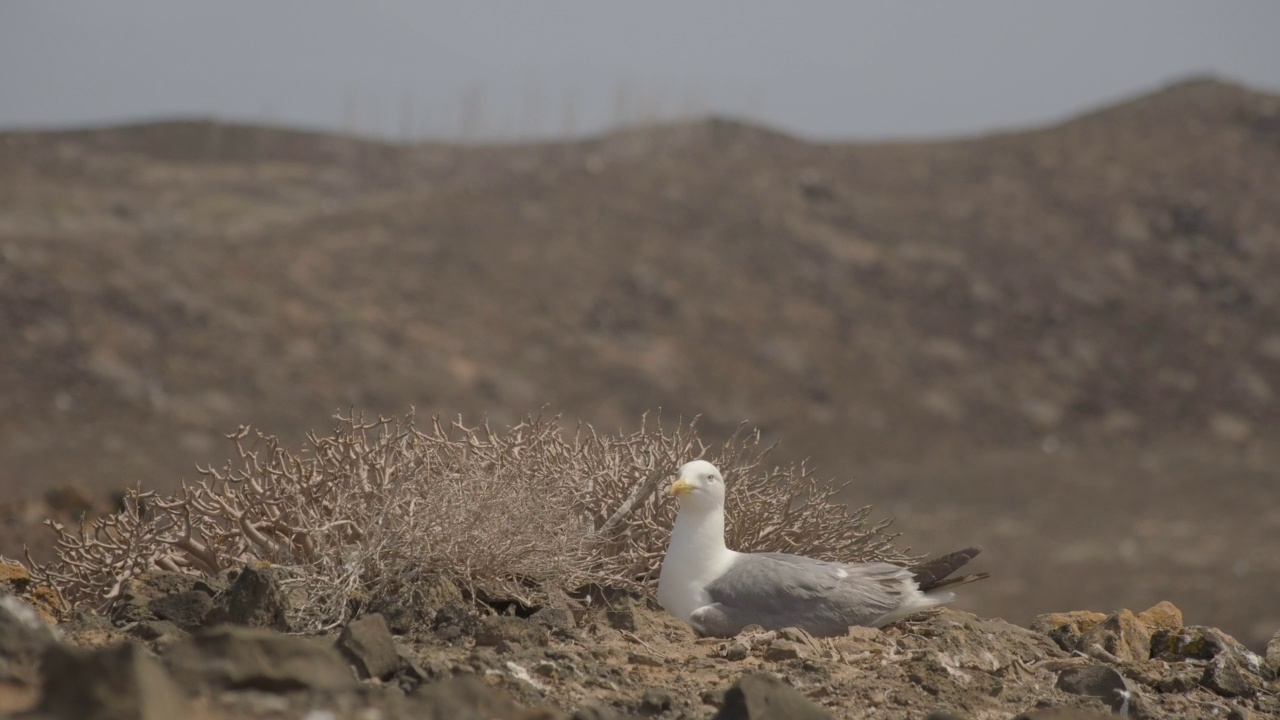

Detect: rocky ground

[1,561,1276,720]
[5,78,1280,649]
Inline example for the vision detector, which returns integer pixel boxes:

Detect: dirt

[2,571,1278,719]
[2,76,1280,651]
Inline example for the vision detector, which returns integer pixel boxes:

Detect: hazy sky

[3,2,1279,142]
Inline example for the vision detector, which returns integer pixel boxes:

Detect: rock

[56,608,125,648]
[713,672,833,720]
[592,592,654,634]
[1135,600,1183,634]
[1201,654,1260,697]
[38,642,186,720]
[165,625,357,693]
[1154,662,1204,693]
[762,639,807,662]
[1078,610,1150,663]
[337,613,401,680]
[572,703,622,720]
[1150,625,1258,666]
[723,642,749,661]
[1266,630,1280,675]
[0,560,31,594]
[529,607,575,634]
[831,625,885,657]
[368,574,465,635]
[146,590,213,632]
[701,688,728,707]
[475,615,543,648]
[205,562,289,631]
[1030,611,1107,653]
[639,687,673,714]
[0,594,57,683]
[24,586,64,625]
[109,571,207,625]
[605,604,638,632]
[409,674,532,720]
[393,642,436,689]
[844,625,882,642]
[128,620,187,644]
[432,604,478,643]
[1054,665,1135,711]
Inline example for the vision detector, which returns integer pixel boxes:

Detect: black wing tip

[927,571,992,593]
[911,545,986,591]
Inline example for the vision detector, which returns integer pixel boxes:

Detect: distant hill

[3,77,1280,648]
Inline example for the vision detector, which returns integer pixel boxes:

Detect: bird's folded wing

[703,553,909,622]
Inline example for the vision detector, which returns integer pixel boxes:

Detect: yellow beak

[669,477,694,497]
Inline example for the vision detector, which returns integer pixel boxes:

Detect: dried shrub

[27,410,915,631]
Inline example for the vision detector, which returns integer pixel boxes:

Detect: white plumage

[657,460,987,637]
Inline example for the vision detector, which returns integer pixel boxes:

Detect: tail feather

[911,545,987,592]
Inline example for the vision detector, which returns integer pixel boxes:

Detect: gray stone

[128,619,187,642]
[38,642,187,720]
[1267,631,1280,675]
[147,590,213,631]
[1201,654,1259,697]
[394,642,437,685]
[474,615,543,648]
[1152,624,1271,683]
[409,674,529,720]
[1151,625,1246,662]
[337,613,401,680]
[1155,662,1204,693]
[572,703,622,720]
[431,604,477,644]
[205,562,289,631]
[762,639,807,662]
[109,571,206,625]
[712,672,833,720]
[601,594,646,632]
[530,606,575,633]
[0,594,57,683]
[165,625,356,693]
[724,643,749,661]
[605,607,638,632]
[639,687,673,715]
[369,575,465,635]
[1055,665,1136,711]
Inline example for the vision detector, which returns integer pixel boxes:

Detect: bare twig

[25,410,913,632]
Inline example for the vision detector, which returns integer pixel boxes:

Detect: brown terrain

[1,563,1278,719]
[2,75,1280,655]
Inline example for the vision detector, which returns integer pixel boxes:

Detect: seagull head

[669,459,726,511]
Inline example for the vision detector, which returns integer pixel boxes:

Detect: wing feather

[701,552,914,632]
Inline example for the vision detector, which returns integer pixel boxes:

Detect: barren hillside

[2,77,1279,648]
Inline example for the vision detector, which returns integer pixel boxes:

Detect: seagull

[656,459,989,637]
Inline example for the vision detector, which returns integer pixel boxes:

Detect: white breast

[657,540,739,621]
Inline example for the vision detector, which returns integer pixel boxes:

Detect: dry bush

[27,410,915,631]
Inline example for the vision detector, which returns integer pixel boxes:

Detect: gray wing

[698,552,912,636]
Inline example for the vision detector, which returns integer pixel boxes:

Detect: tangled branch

[26,410,915,631]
